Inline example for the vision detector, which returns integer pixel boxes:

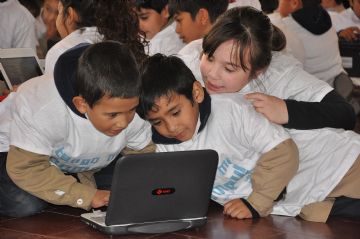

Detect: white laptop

[81,150,218,235]
[0,48,43,90]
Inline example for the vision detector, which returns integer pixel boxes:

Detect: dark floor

[0,201,360,239]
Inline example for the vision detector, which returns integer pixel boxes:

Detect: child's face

[174,12,204,43]
[200,40,251,94]
[350,0,360,18]
[146,83,204,142]
[137,8,169,40]
[79,95,139,137]
[278,0,299,17]
[56,1,67,38]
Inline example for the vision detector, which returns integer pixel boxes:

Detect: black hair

[138,54,196,119]
[76,41,141,108]
[135,0,169,14]
[168,0,229,23]
[59,0,147,64]
[203,6,286,79]
[60,0,96,28]
[259,0,279,14]
[301,0,321,7]
[19,0,41,17]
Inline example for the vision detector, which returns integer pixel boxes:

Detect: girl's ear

[192,81,205,104]
[161,5,170,19]
[72,96,88,114]
[65,6,79,33]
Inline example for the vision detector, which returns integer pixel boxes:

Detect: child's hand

[91,190,110,208]
[224,199,252,219]
[339,27,360,42]
[245,92,288,125]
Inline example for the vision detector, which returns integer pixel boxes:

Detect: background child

[168,0,228,44]
[331,0,360,41]
[277,0,345,87]
[0,0,37,51]
[199,6,356,130]
[135,0,185,55]
[138,53,360,222]
[45,0,146,74]
[0,42,153,218]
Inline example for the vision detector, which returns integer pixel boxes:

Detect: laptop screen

[0,56,43,86]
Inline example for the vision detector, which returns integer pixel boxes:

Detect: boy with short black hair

[138,54,360,222]
[0,41,153,218]
[135,0,185,55]
[168,0,228,44]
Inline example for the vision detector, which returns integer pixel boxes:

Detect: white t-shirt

[156,93,360,217]
[0,92,16,152]
[9,75,152,173]
[45,27,102,75]
[177,39,203,84]
[242,52,333,102]
[268,12,306,65]
[148,21,185,56]
[156,94,290,204]
[0,0,37,51]
[330,7,360,32]
[228,0,261,10]
[282,15,344,86]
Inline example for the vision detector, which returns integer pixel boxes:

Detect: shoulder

[14,74,65,116]
[178,39,203,56]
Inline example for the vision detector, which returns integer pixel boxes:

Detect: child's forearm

[6,145,97,210]
[247,138,299,217]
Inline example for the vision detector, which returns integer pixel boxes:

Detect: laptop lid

[0,48,43,90]
[81,149,218,235]
[339,38,360,77]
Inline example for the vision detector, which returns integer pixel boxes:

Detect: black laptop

[81,150,218,235]
[339,38,360,77]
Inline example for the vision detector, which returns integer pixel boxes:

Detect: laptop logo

[152,188,175,196]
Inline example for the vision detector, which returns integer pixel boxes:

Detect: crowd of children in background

[0,0,359,223]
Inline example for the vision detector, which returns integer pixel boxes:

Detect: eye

[151,120,161,126]
[108,113,118,119]
[172,110,181,117]
[225,67,235,73]
[139,16,148,21]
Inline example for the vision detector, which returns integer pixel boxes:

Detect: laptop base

[81,214,207,235]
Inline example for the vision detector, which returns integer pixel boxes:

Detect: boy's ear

[192,81,205,104]
[197,8,210,25]
[72,95,88,114]
[161,5,170,19]
[291,0,303,11]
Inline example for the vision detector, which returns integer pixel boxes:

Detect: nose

[165,121,178,134]
[175,23,181,35]
[115,114,131,129]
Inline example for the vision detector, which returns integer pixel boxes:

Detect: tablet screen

[0,57,43,86]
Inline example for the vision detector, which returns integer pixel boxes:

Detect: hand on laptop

[339,27,360,42]
[223,199,252,219]
[91,190,110,208]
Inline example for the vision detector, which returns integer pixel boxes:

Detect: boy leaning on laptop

[0,42,154,218]
[137,53,360,223]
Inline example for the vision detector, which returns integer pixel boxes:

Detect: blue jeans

[0,152,48,217]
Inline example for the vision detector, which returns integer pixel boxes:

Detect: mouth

[173,130,188,141]
[205,81,224,93]
[109,128,124,136]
